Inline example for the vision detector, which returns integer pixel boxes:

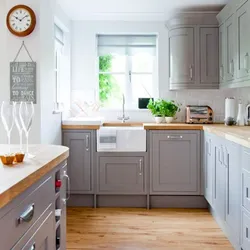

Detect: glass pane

[99,54,126,73]
[99,73,125,108]
[131,74,153,106]
[131,53,155,73]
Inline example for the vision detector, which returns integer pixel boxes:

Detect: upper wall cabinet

[217,0,250,88]
[166,13,219,90]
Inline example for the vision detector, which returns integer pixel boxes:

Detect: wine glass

[1,101,16,154]
[19,101,34,158]
[15,102,24,152]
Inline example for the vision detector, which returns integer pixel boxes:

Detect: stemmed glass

[19,101,34,158]
[1,101,16,154]
[15,102,24,153]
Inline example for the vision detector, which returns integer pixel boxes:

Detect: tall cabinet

[166,13,219,90]
[217,0,250,88]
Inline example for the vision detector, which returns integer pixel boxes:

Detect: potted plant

[147,99,165,123]
[160,100,181,123]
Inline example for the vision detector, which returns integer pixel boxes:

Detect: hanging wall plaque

[10,42,37,104]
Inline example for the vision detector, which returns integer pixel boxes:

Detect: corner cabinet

[217,0,250,88]
[167,13,219,90]
[150,131,200,195]
[63,131,93,193]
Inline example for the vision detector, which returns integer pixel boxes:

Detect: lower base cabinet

[98,156,146,194]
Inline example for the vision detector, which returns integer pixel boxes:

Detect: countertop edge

[0,149,69,210]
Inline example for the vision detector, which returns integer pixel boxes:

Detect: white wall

[71,20,250,122]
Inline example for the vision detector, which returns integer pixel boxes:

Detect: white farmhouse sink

[97,126,146,152]
[62,117,104,125]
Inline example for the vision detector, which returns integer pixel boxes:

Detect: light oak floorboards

[67,208,233,250]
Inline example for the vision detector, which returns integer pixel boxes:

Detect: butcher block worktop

[0,144,69,209]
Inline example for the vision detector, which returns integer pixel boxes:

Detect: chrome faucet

[117,94,129,123]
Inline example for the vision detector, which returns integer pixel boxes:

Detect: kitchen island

[0,145,69,250]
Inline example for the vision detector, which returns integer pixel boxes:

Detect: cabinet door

[63,132,91,192]
[214,145,226,221]
[204,133,214,205]
[242,210,250,250]
[219,24,226,84]
[236,1,250,79]
[151,132,199,194]
[12,212,54,250]
[200,27,219,85]
[224,142,241,244]
[98,156,145,194]
[169,28,195,85]
[225,15,236,82]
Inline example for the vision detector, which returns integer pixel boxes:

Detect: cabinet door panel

[98,156,145,194]
[236,1,250,79]
[200,28,219,84]
[219,24,226,83]
[242,170,250,213]
[169,28,195,84]
[151,133,199,194]
[242,210,250,250]
[225,15,236,81]
[64,132,91,192]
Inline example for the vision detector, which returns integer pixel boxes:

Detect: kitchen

[0,0,250,249]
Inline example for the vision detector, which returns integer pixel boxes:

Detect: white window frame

[98,55,155,110]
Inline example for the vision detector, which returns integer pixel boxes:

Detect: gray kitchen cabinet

[169,27,195,86]
[63,132,92,193]
[236,0,250,80]
[150,131,200,194]
[200,27,219,85]
[204,132,215,206]
[98,156,145,194]
[225,15,236,82]
[219,23,226,84]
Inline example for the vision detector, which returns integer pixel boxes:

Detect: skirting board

[67,195,208,209]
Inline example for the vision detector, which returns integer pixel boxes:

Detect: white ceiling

[58,0,229,21]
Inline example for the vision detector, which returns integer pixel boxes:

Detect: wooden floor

[67,208,233,250]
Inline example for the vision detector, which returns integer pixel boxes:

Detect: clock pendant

[6,5,36,37]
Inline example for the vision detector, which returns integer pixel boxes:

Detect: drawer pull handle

[139,159,143,176]
[18,204,35,224]
[29,243,36,250]
[86,135,89,151]
[246,187,249,198]
[246,227,249,239]
[62,171,70,205]
[167,135,183,139]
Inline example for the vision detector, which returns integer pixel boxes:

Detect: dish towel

[97,127,117,150]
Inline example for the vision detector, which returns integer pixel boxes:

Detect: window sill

[52,109,64,114]
[99,108,150,112]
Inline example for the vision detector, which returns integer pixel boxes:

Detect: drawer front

[0,177,54,250]
[243,170,250,213]
[242,210,250,250]
[12,205,54,250]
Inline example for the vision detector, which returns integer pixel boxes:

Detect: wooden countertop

[0,145,69,209]
[143,123,204,130]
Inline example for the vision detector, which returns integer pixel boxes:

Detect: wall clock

[6,5,36,37]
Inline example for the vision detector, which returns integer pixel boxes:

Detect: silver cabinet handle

[247,187,249,198]
[29,243,35,250]
[244,53,249,72]
[246,227,249,239]
[139,159,143,176]
[62,170,70,204]
[189,65,193,80]
[220,65,224,80]
[230,60,234,77]
[167,135,183,139]
[18,204,35,224]
[86,134,89,151]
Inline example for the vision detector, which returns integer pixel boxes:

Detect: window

[54,24,64,103]
[97,35,157,109]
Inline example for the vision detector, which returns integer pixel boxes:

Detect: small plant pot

[155,116,164,124]
[165,117,174,123]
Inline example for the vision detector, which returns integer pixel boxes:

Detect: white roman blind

[54,24,64,46]
[97,35,157,56]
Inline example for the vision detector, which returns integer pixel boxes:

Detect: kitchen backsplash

[71,87,250,122]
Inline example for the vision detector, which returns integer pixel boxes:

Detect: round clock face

[6,5,36,37]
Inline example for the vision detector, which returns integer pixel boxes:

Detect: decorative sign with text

[10,62,37,104]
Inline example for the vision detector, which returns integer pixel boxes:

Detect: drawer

[242,210,250,250]
[12,205,54,250]
[0,177,54,250]
[242,170,250,213]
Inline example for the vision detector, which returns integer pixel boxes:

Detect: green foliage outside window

[99,55,121,106]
